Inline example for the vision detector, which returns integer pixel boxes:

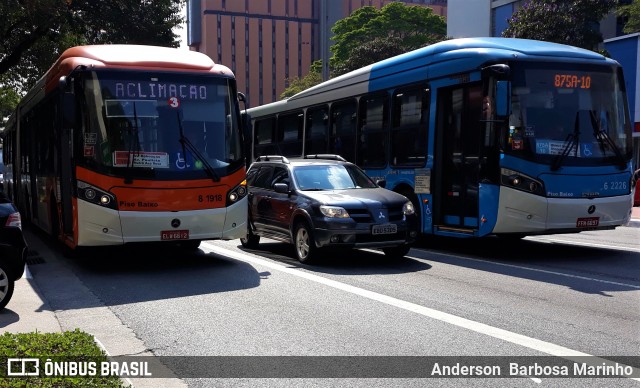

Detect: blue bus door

[434,84,482,233]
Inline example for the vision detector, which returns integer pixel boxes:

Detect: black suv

[241,155,418,263]
[0,191,27,310]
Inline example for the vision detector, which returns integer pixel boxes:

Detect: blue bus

[245,38,635,238]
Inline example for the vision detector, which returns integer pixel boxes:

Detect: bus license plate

[161,230,190,240]
[372,224,397,235]
[576,217,599,228]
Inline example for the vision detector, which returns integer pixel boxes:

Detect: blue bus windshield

[504,63,632,166]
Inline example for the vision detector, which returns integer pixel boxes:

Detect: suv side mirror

[274,182,289,193]
[376,179,386,188]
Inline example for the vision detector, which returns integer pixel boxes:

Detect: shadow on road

[238,241,432,276]
[24,226,264,309]
[406,234,640,296]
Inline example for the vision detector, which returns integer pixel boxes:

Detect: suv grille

[348,207,404,223]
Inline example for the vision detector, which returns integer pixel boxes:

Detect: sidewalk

[0,229,186,388]
[0,266,62,334]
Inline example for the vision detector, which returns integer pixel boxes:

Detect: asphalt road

[25,226,640,387]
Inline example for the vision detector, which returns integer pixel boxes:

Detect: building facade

[187,0,447,107]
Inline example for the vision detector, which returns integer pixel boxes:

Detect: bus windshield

[80,70,244,178]
[504,63,632,167]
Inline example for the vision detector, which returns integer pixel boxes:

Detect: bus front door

[435,84,482,233]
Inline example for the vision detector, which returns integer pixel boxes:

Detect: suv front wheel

[294,222,317,264]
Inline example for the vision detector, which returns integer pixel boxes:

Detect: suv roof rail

[304,154,346,162]
[256,155,290,163]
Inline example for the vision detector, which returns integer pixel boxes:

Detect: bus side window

[330,100,357,163]
[358,94,388,168]
[305,106,328,155]
[254,117,278,158]
[391,86,428,167]
[278,111,303,157]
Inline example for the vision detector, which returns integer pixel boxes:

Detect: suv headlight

[402,201,415,215]
[319,205,350,218]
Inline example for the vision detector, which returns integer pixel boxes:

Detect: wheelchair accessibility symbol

[175,152,190,169]
[582,144,593,157]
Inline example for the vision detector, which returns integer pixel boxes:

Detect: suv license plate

[161,230,190,240]
[576,217,599,228]
[372,224,397,235]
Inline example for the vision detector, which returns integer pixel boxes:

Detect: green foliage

[330,2,446,75]
[618,0,640,34]
[281,71,323,99]
[332,36,407,76]
[0,329,128,387]
[0,0,184,93]
[502,0,618,50]
[0,83,20,121]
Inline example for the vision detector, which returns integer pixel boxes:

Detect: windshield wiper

[590,110,627,170]
[177,112,220,182]
[551,112,580,171]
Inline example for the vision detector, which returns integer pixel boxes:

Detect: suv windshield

[293,164,377,190]
[79,70,244,179]
[504,63,632,167]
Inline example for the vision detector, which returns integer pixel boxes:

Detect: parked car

[241,154,418,263]
[0,191,27,310]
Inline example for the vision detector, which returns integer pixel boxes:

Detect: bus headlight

[77,181,118,210]
[500,168,545,196]
[226,180,248,206]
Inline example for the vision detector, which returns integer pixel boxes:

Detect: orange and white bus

[2,45,248,250]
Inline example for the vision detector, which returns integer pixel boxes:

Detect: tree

[0,0,183,91]
[330,2,446,76]
[618,0,640,34]
[0,0,183,128]
[280,71,323,99]
[332,36,407,76]
[501,0,618,50]
[280,2,446,99]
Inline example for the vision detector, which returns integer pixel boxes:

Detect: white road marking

[202,242,640,381]
[528,236,640,253]
[400,250,640,290]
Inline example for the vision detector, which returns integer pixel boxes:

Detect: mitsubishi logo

[587,205,596,214]
[171,219,181,228]
[378,211,386,220]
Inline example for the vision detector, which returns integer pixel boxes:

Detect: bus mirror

[496,81,511,117]
[62,92,76,129]
[238,92,247,103]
